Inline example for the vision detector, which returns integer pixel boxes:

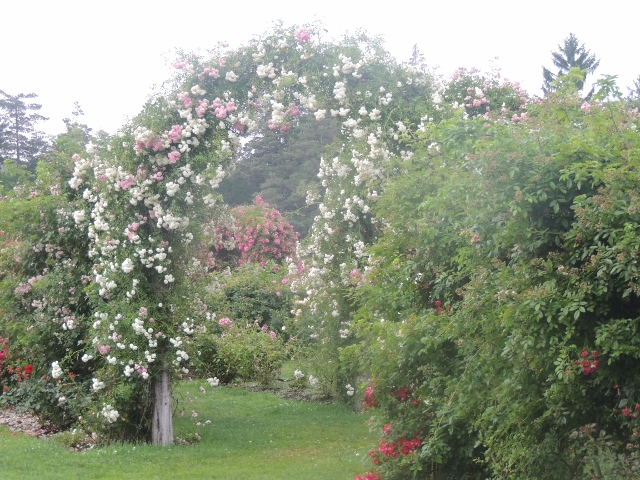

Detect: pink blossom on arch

[150,137,164,152]
[295,28,311,43]
[14,283,31,295]
[120,177,134,190]
[286,103,300,116]
[177,92,192,108]
[218,317,233,328]
[168,151,181,164]
[215,106,227,119]
[202,66,219,77]
[196,99,208,117]
[166,125,183,143]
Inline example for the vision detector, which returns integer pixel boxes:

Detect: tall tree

[0,90,48,170]
[627,75,640,109]
[542,33,600,95]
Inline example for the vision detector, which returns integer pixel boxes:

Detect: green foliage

[197,320,290,386]
[195,262,293,385]
[0,123,97,432]
[0,159,33,194]
[353,79,640,478]
[204,262,294,333]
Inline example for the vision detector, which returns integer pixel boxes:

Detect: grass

[0,381,376,479]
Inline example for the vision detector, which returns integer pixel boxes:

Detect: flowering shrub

[440,66,530,119]
[206,196,298,268]
[196,319,289,386]
[0,126,99,431]
[351,79,640,478]
[203,261,294,334]
[0,336,8,374]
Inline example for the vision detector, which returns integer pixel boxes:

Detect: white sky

[4,0,638,137]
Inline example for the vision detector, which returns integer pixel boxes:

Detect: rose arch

[66,23,501,444]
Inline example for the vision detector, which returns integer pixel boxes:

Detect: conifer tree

[542,33,600,95]
[0,90,48,170]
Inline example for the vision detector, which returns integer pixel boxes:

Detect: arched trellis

[68,23,439,444]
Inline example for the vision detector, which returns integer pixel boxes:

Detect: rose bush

[349,77,640,478]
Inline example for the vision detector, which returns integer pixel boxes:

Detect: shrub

[204,261,294,334]
[206,196,298,268]
[196,318,289,386]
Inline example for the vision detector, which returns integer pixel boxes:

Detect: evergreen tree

[542,33,600,95]
[627,75,640,109]
[0,90,49,170]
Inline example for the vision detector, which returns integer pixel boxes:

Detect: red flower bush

[0,336,8,361]
[367,434,422,465]
[354,473,381,480]
[573,350,600,376]
[364,385,378,408]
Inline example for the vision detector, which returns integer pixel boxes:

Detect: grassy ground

[0,381,376,479]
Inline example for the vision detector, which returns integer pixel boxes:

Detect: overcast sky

[4,1,638,137]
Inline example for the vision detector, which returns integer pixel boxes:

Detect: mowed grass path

[0,383,376,479]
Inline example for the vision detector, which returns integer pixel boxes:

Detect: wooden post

[151,369,173,445]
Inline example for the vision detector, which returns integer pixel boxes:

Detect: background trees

[219,115,338,236]
[0,90,48,171]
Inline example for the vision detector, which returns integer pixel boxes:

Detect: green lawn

[0,382,376,479]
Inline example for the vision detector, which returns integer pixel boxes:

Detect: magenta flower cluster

[214,196,298,265]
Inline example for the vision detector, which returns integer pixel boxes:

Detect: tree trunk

[151,369,173,445]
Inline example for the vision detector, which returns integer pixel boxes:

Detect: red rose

[24,365,33,374]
